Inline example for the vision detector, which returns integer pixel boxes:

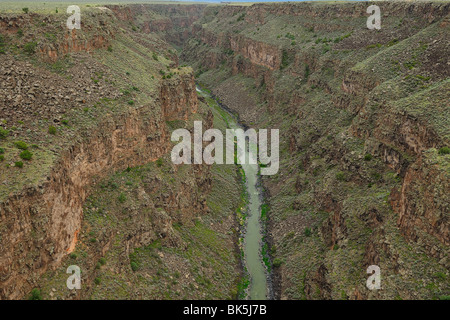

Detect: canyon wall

[0,8,203,298]
[180,1,449,299]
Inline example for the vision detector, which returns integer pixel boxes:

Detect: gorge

[0,1,448,300]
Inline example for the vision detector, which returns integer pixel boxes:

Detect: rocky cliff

[0,7,227,299]
[181,1,449,299]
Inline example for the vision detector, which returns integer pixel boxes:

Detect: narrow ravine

[196,86,269,300]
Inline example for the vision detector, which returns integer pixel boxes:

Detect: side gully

[196,85,273,300]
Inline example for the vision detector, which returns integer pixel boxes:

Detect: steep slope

[180,1,449,300]
[0,6,241,300]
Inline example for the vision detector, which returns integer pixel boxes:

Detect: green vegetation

[304,227,312,237]
[23,41,37,55]
[14,141,28,150]
[118,193,126,203]
[335,171,347,181]
[130,261,139,272]
[280,49,290,70]
[0,128,9,139]
[20,150,33,160]
[48,126,57,135]
[273,258,283,268]
[29,288,41,300]
[438,147,449,155]
[237,13,246,22]
[0,34,6,54]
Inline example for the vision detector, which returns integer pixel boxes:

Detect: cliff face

[161,70,198,121]
[0,66,199,299]
[0,7,206,299]
[0,10,117,62]
[107,4,206,46]
[181,1,449,299]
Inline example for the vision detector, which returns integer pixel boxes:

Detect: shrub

[107,46,113,52]
[237,13,246,22]
[99,257,106,266]
[285,32,295,40]
[273,258,283,268]
[364,153,373,161]
[48,125,57,135]
[128,100,134,105]
[280,49,290,70]
[22,8,29,14]
[70,253,77,259]
[118,193,126,203]
[0,128,9,139]
[14,141,28,150]
[438,147,450,155]
[23,41,37,55]
[0,147,4,154]
[0,155,4,162]
[94,277,101,285]
[29,288,41,300]
[336,171,346,181]
[304,227,312,237]
[152,52,158,61]
[130,261,139,272]
[20,150,33,160]
[15,161,23,168]
[156,158,163,167]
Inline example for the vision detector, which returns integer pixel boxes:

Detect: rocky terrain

[178,1,449,300]
[0,4,241,300]
[0,1,448,300]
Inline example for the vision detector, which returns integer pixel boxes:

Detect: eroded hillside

[177,1,449,300]
[0,5,242,300]
[0,1,448,300]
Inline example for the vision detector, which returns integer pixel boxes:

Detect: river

[196,86,268,300]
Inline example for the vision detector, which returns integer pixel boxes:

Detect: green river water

[197,87,268,300]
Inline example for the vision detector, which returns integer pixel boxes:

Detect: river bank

[196,85,273,300]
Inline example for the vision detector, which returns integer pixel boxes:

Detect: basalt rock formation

[0,1,448,300]
[178,1,449,299]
